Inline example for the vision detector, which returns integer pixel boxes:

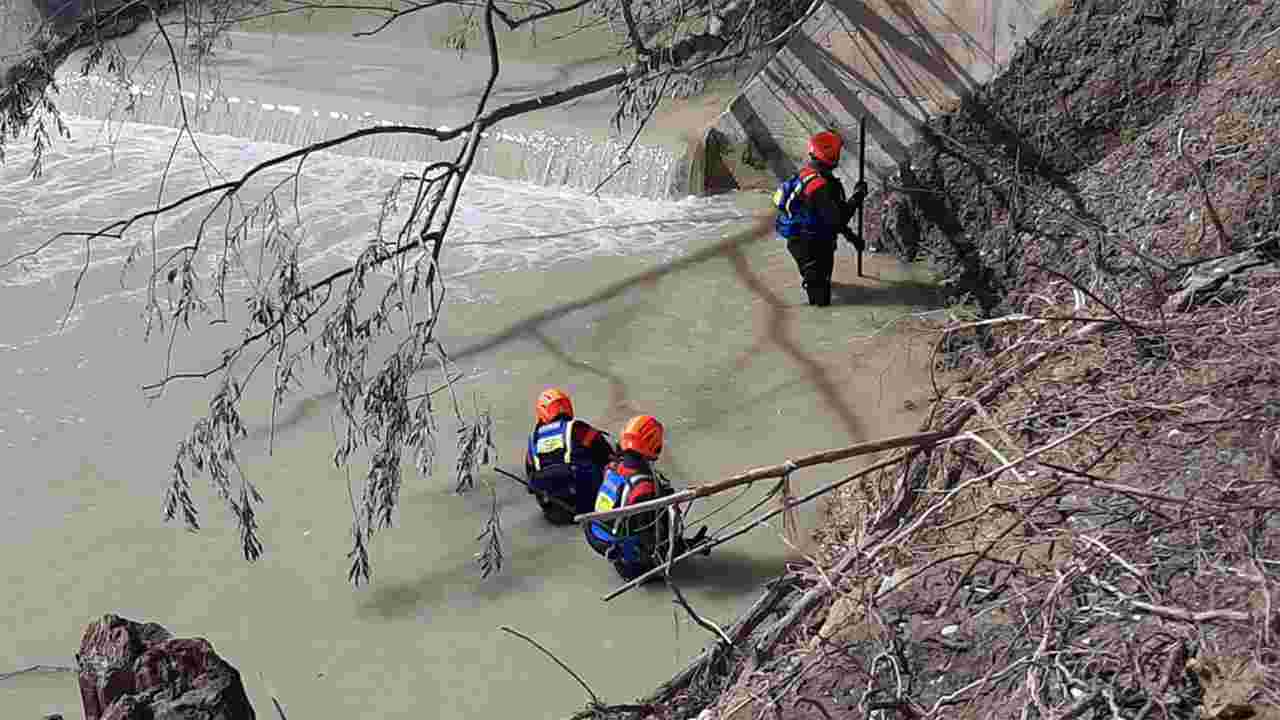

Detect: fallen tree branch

[880,408,1127,552]
[1041,461,1280,510]
[1027,264,1143,341]
[0,664,75,682]
[1088,576,1252,625]
[752,322,1112,655]
[1177,127,1231,252]
[604,455,906,601]
[642,575,797,703]
[670,582,733,647]
[940,322,1108,432]
[578,431,951,525]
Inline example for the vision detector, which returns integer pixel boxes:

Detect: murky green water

[1,191,940,719]
[1,20,942,714]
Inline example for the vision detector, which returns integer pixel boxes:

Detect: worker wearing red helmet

[525,387,617,524]
[773,130,869,306]
[585,415,709,580]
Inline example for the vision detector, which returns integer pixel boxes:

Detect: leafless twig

[500,625,601,706]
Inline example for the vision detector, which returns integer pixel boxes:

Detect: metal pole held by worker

[857,116,866,277]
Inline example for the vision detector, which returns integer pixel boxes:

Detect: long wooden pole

[573,429,952,525]
[857,115,866,277]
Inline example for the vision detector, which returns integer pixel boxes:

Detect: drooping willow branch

[4,0,830,587]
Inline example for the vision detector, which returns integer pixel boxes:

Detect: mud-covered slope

[873,0,1280,313]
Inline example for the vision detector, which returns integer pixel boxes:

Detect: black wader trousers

[786,235,837,306]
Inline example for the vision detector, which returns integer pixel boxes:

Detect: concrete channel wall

[701,0,1062,191]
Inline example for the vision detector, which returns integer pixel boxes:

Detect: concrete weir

[698,0,1062,190]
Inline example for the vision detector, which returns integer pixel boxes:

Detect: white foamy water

[0,117,748,471]
[2,117,744,301]
[54,71,685,198]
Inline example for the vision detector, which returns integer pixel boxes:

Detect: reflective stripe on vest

[529,418,576,472]
[774,168,832,240]
[590,462,654,543]
[786,170,821,216]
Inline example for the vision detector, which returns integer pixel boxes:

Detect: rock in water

[76,614,255,720]
[77,614,172,720]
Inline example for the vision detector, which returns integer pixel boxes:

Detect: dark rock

[77,614,172,720]
[76,614,255,720]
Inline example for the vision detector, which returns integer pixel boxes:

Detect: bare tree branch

[500,625,601,705]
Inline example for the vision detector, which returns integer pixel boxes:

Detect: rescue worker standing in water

[525,388,616,524]
[585,415,709,581]
[774,130,869,307]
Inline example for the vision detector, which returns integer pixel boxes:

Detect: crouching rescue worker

[584,415,709,581]
[773,130,869,306]
[525,388,616,524]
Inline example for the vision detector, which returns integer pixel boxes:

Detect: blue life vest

[528,418,576,471]
[586,461,656,564]
[773,168,831,240]
[527,419,600,504]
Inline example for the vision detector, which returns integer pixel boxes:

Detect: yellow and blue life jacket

[528,418,603,510]
[586,458,659,564]
[529,418,577,472]
[773,167,832,240]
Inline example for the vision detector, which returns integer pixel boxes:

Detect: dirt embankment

[872,0,1280,314]
[625,2,1280,719]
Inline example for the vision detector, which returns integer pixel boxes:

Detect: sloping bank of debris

[596,1,1280,719]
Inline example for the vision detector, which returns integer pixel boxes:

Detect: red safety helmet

[808,130,844,166]
[621,415,665,460]
[535,388,574,423]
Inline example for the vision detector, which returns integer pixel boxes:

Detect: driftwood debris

[1163,251,1270,312]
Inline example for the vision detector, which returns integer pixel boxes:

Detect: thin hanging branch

[499,625,602,706]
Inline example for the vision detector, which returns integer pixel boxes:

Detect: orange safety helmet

[535,387,574,423]
[807,130,844,166]
[621,415,665,460]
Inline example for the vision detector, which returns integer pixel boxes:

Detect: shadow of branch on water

[355,520,567,621]
[626,547,787,602]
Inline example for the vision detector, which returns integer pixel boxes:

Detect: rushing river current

[1,21,942,720]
